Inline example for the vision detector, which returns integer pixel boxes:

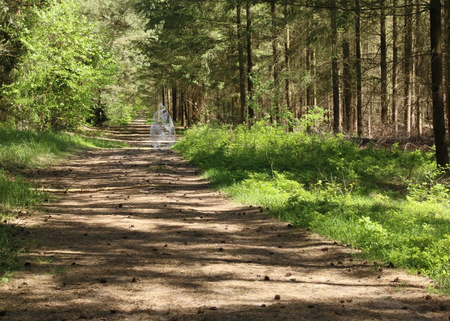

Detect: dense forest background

[0,0,449,165]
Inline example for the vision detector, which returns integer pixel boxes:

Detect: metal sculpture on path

[149,104,176,149]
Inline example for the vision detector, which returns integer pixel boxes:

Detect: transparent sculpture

[149,103,176,149]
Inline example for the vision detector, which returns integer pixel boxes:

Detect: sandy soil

[1,116,449,321]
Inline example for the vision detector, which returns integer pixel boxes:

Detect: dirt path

[1,116,449,321]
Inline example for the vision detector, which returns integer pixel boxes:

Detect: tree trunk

[355,0,363,136]
[331,0,340,133]
[404,0,413,137]
[185,87,191,127]
[341,0,352,134]
[271,0,280,123]
[306,46,313,112]
[162,87,166,106]
[380,1,388,125]
[180,87,186,127]
[172,86,178,122]
[237,4,246,124]
[414,0,422,136]
[246,2,254,120]
[445,0,450,136]
[343,39,352,133]
[284,4,291,114]
[392,0,399,132]
[430,0,449,167]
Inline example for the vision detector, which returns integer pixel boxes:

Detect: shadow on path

[0,116,448,321]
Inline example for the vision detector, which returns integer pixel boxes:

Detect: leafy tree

[76,0,151,125]
[4,0,116,130]
[0,0,50,122]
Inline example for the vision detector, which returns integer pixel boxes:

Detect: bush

[174,114,450,293]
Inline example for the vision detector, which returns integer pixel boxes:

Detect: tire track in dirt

[1,116,449,321]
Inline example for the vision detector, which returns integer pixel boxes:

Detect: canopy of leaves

[4,0,116,130]
[76,0,154,125]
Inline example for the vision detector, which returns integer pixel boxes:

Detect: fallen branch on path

[33,184,154,194]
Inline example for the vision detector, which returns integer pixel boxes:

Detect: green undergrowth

[0,126,127,171]
[174,115,450,294]
[0,125,127,278]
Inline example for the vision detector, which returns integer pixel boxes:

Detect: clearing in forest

[0,116,449,321]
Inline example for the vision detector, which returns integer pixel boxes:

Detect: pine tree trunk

[185,87,191,127]
[341,0,352,134]
[246,2,254,120]
[355,0,363,136]
[392,0,399,133]
[404,0,413,137]
[306,47,313,111]
[445,0,450,136]
[343,39,352,133]
[271,0,280,123]
[380,1,388,125]
[162,87,166,106]
[430,0,449,167]
[414,0,422,136]
[284,4,291,114]
[331,0,340,133]
[237,4,246,124]
[180,88,186,127]
[172,86,178,122]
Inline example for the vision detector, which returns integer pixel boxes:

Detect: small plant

[407,166,450,204]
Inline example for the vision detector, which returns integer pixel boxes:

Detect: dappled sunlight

[1,116,447,321]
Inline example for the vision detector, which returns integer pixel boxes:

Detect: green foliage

[0,1,45,80]
[175,111,450,293]
[0,125,126,170]
[77,0,151,126]
[4,0,117,130]
[407,166,450,204]
[0,170,44,209]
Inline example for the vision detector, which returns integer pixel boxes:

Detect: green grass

[174,115,450,294]
[0,170,44,210]
[0,126,127,171]
[0,125,128,278]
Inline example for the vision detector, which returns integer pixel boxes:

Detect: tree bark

[172,86,178,122]
[392,0,399,132]
[430,0,449,167]
[180,87,186,127]
[331,0,340,133]
[355,0,363,136]
[271,0,280,123]
[445,0,450,135]
[343,38,352,133]
[284,4,291,113]
[404,0,413,137]
[246,2,254,120]
[414,0,422,136]
[306,46,313,112]
[380,1,388,125]
[341,0,352,134]
[237,4,246,124]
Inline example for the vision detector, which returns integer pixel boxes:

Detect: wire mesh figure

[149,104,176,149]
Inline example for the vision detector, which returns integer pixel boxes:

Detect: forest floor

[1,115,449,321]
